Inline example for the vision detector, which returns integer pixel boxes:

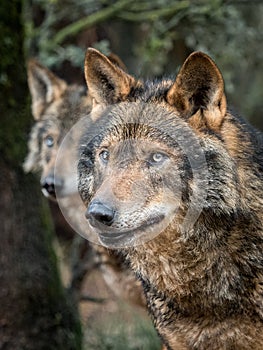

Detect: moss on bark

[0,1,82,349]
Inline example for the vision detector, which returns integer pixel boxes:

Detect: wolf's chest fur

[127,212,263,349]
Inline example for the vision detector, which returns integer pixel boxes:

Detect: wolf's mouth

[90,214,165,247]
[41,187,57,201]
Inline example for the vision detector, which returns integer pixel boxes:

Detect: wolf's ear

[84,48,135,105]
[167,52,227,128]
[27,59,67,120]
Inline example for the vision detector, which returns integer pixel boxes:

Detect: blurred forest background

[1,0,263,349]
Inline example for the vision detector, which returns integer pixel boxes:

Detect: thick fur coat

[78,48,263,349]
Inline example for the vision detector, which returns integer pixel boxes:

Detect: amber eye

[99,149,109,163]
[44,135,54,148]
[148,152,168,166]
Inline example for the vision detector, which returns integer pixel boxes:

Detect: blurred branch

[50,0,190,48]
[79,295,106,303]
[118,1,190,22]
[52,0,131,46]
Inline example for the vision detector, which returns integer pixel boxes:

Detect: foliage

[23,1,262,73]
[23,0,263,122]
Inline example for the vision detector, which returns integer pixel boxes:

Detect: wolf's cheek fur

[23,125,42,173]
[77,158,96,205]
[81,153,184,236]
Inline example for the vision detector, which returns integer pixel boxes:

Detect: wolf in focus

[78,48,263,349]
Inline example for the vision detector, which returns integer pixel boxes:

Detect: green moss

[84,304,161,350]
[0,2,83,348]
[38,196,83,349]
[13,171,83,349]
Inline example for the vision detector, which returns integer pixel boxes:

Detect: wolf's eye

[44,135,54,148]
[99,150,109,163]
[148,152,168,166]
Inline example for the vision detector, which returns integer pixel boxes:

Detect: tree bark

[0,1,82,349]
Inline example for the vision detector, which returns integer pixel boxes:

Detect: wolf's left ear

[167,52,227,128]
[27,60,67,120]
[84,48,136,105]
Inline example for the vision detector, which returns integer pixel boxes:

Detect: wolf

[23,59,91,199]
[24,58,146,306]
[78,48,263,349]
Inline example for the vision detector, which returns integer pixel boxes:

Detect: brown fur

[78,48,263,349]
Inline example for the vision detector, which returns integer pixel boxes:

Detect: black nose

[41,175,63,198]
[86,201,115,226]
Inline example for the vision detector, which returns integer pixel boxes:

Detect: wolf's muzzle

[86,201,115,227]
[41,174,63,199]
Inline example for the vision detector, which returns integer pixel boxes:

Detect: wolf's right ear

[27,59,67,120]
[84,48,135,105]
[167,52,227,129]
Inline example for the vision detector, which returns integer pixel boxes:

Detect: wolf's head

[78,49,245,248]
[23,60,91,200]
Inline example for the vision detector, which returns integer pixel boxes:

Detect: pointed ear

[27,59,67,120]
[167,52,227,128]
[84,48,135,105]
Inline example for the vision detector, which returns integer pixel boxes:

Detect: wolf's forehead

[42,89,85,121]
[100,122,161,145]
[105,100,183,133]
[100,125,177,159]
[67,85,87,104]
[99,113,183,147]
[39,118,61,133]
[86,101,193,154]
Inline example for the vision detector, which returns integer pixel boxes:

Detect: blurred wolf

[78,48,263,349]
[24,59,145,306]
[23,58,94,290]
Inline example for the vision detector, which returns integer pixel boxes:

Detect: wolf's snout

[86,201,115,227]
[41,175,63,199]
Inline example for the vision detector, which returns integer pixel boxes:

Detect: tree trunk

[0,1,82,349]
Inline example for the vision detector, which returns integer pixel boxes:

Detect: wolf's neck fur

[127,209,260,304]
